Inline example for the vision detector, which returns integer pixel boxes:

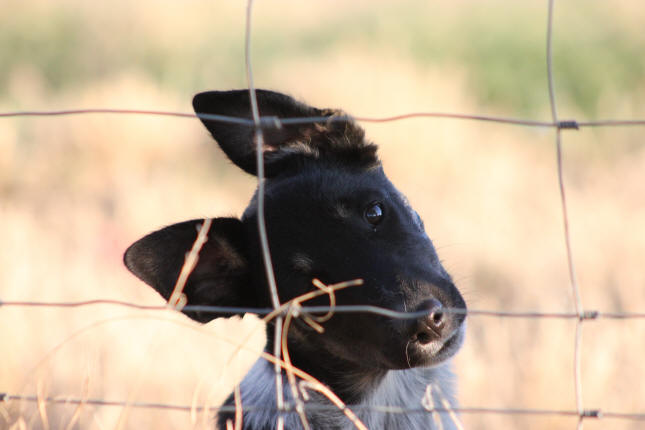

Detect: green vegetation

[1,2,643,116]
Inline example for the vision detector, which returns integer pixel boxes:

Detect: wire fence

[3,392,645,421]
[2,0,645,429]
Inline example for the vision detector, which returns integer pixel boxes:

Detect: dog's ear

[124,218,257,322]
[193,89,378,177]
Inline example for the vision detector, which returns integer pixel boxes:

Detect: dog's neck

[266,322,390,404]
[228,356,456,430]
[218,318,459,429]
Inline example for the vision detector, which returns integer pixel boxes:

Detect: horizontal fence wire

[3,300,645,320]
[1,108,645,129]
[3,393,645,422]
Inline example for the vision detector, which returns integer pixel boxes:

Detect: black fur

[124,89,467,429]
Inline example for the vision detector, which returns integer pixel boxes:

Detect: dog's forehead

[248,164,420,222]
[279,163,392,203]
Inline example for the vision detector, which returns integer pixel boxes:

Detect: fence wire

[2,0,645,429]
[2,108,645,128]
[3,393,645,422]
[545,1,584,428]
[3,300,645,320]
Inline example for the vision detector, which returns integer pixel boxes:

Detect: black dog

[124,90,467,429]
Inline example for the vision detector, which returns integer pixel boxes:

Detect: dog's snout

[413,298,445,344]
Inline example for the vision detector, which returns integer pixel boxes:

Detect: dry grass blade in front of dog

[281,307,312,430]
[277,278,365,430]
[422,384,465,430]
[257,350,368,430]
[63,374,89,430]
[225,385,243,430]
[278,276,362,427]
[36,380,50,430]
[167,218,213,309]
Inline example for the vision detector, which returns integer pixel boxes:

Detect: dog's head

[124,90,466,370]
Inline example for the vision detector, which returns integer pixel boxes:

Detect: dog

[124,89,467,429]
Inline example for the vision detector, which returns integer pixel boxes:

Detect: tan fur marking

[292,253,314,273]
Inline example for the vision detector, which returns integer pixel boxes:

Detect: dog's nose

[413,298,445,344]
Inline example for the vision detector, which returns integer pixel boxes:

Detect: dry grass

[1,1,644,429]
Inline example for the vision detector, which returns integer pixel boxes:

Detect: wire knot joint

[258,116,282,130]
[581,409,602,419]
[580,310,599,321]
[558,120,579,130]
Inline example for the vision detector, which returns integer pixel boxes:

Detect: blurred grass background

[1,0,644,429]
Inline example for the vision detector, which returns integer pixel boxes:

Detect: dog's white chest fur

[234,358,458,430]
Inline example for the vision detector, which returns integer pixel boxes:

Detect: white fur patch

[332,202,351,219]
[230,359,459,429]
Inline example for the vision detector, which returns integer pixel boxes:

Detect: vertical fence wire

[546,0,586,427]
[244,1,286,428]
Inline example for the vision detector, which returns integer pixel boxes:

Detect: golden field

[1,1,644,429]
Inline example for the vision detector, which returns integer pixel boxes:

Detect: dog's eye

[364,202,384,226]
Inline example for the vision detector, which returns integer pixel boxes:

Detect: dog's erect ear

[193,89,378,177]
[124,218,256,323]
